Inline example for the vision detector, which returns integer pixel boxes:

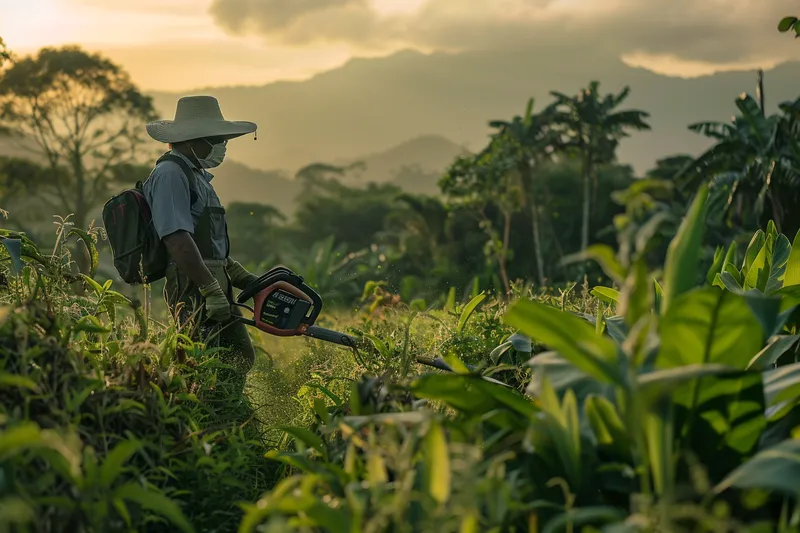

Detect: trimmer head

[235,265,323,337]
[234,265,512,388]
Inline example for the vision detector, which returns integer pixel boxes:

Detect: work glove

[199,279,232,323]
[226,257,258,290]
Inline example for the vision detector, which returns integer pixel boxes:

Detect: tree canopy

[0,46,156,235]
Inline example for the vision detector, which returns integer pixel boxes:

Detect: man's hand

[199,279,232,322]
[226,257,258,290]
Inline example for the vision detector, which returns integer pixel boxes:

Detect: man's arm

[163,231,216,288]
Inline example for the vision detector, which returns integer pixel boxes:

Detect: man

[143,95,260,394]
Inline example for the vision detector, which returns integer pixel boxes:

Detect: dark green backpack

[103,153,199,285]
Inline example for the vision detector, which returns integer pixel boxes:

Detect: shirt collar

[170,149,214,181]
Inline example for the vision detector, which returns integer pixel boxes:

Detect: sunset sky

[0,0,797,92]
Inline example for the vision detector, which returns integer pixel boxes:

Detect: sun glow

[0,0,219,53]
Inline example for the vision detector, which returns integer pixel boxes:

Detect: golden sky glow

[0,0,795,91]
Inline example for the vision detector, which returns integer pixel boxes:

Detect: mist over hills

[149,47,800,180]
[4,46,799,219]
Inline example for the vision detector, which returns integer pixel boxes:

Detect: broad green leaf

[683,371,766,480]
[259,492,352,533]
[114,483,195,533]
[743,230,766,276]
[661,184,709,314]
[717,269,743,293]
[637,364,747,402]
[504,299,623,386]
[658,288,767,476]
[457,292,486,333]
[423,421,451,504]
[785,228,800,287]
[779,16,799,32]
[585,395,630,459]
[0,237,23,275]
[80,274,105,296]
[279,426,325,457]
[742,293,784,339]
[0,423,42,458]
[100,440,142,487]
[658,288,763,370]
[412,373,536,429]
[748,335,800,370]
[0,373,38,392]
[724,241,738,264]
[766,233,792,293]
[591,286,619,304]
[714,438,800,497]
[442,352,471,374]
[619,259,652,327]
[527,352,614,405]
[706,245,725,285]
[313,398,330,425]
[644,398,673,496]
[743,232,770,291]
[763,362,800,409]
[366,453,387,484]
[103,290,132,306]
[561,244,625,284]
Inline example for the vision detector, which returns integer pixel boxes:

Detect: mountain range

[148,48,800,181]
[3,47,800,218]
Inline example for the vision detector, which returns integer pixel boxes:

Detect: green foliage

[236,191,800,532]
[0,230,278,533]
[779,16,800,37]
[549,81,652,254]
[0,45,156,269]
[683,92,800,237]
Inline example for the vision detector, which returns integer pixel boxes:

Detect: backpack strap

[155,152,200,206]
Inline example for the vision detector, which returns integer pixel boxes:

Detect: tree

[0,37,10,69]
[0,45,156,272]
[440,141,523,298]
[646,155,695,181]
[681,93,800,235]
[549,82,651,257]
[488,98,559,286]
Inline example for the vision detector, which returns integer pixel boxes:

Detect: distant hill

[148,48,800,177]
[7,45,799,218]
[213,134,463,209]
[336,134,468,183]
[0,131,458,217]
[209,161,299,216]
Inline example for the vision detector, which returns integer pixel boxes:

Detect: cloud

[207,0,799,69]
[210,0,369,33]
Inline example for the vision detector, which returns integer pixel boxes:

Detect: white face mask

[192,139,227,169]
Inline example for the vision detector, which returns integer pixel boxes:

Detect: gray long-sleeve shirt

[142,150,228,260]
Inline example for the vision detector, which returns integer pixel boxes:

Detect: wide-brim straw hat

[146,95,257,143]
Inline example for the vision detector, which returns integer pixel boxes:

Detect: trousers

[163,260,256,395]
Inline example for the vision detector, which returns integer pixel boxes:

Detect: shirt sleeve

[144,163,195,239]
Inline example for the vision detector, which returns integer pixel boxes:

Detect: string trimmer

[232,265,511,388]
